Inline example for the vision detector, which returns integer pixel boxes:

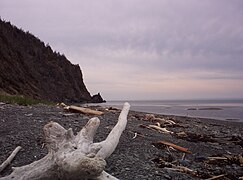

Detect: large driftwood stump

[0,102,130,180]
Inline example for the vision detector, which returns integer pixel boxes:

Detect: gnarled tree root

[0,102,130,180]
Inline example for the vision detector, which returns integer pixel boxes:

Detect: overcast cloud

[1,0,243,100]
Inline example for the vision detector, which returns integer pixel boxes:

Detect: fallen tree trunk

[0,102,130,180]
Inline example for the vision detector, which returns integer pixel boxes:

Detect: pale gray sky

[1,0,243,100]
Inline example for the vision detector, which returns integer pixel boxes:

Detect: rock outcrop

[91,93,106,103]
[0,19,96,103]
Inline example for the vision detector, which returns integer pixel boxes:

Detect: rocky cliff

[0,19,94,103]
[91,93,106,103]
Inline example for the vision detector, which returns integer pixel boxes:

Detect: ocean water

[99,100,243,122]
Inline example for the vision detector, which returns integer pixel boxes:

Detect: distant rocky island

[0,19,105,103]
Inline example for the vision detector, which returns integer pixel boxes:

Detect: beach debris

[195,154,243,179]
[175,131,243,148]
[139,124,173,134]
[153,151,243,179]
[144,114,156,120]
[60,103,104,116]
[153,140,192,154]
[0,146,22,173]
[144,114,176,126]
[175,132,217,143]
[132,132,138,139]
[176,131,187,138]
[205,154,243,165]
[66,105,104,115]
[164,165,196,176]
[58,103,104,116]
[0,103,130,180]
[127,130,146,138]
[205,174,226,180]
[152,157,197,176]
[153,152,242,179]
[148,124,173,134]
[207,156,228,161]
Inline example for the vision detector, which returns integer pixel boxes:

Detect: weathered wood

[0,102,130,180]
[0,146,21,173]
[154,140,192,154]
[147,124,173,134]
[144,114,176,125]
[205,174,226,180]
[64,105,104,116]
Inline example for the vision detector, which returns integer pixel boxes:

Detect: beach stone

[178,159,191,166]
[194,155,207,162]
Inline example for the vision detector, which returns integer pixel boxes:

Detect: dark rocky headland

[0,19,104,103]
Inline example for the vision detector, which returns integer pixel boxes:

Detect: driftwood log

[64,105,104,116]
[60,103,104,116]
[0,102,130,180]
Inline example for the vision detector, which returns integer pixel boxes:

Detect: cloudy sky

[1,0,243,100]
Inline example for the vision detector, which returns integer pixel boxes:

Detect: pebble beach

[0,103,242,179]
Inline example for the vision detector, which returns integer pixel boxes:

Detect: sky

[1,0,243,100]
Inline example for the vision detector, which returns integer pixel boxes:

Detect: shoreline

[0,103,242,179]
[131,109,243,123]
[96,100,243,123]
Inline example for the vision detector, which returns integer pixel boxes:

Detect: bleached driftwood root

[0,102,130,180]
[0,146,22,173]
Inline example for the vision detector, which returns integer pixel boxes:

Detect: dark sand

[0,103,242,179]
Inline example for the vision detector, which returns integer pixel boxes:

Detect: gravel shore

[0,103,242,179]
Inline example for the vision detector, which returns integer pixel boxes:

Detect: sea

[97,99,243,122]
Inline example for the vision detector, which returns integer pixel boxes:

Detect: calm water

[99,100,243,122]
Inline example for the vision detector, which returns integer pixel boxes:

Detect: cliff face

[0,19,92,102]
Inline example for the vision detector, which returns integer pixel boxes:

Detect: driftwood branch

[139,124,174,134]
[153,140,192,154]
[0,146,21,173]
[205,174,226,180]
[0,102,130,180]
